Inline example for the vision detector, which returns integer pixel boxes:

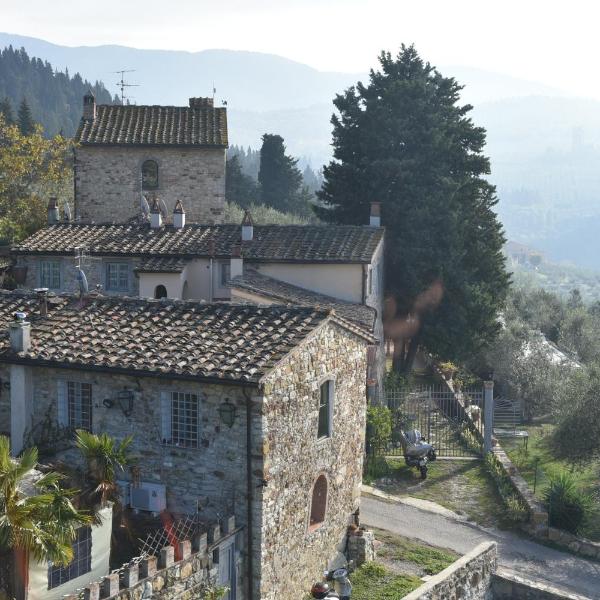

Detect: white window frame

[220,262,231,287]
[160,391,200,448]
[57,380,93,431]
[40,259,61,289]
[105,262,130,292]
[317,379,334,440]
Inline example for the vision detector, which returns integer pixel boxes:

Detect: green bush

[367,406,392,451]
[544,472,592,534]
[504,495,529,523]
[363,456,390,484]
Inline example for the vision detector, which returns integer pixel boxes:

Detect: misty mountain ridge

[2,32,600,269]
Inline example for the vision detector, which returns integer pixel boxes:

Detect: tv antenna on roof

[114,69,139,104]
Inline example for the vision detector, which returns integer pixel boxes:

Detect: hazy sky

[2,0,599,97]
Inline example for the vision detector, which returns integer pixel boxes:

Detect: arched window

[309,474,328,530]
[142,160,159,190]
[154,284,167,299]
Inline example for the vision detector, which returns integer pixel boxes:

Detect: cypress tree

[317,45,510,372]
[0,97,14,124]
[17,98,35,135]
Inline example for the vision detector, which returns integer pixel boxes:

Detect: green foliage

[223,201,315,226]
[317,44,509,373]
[17,98,35,136]
[226,155,259,207]
[544,472,592,534]
[349,562,422,599]
[366,405,392,451]
[75,430,135,506]
[504,494,529,524]
[258,133,312,216]
[0,435,91,566]
[0,45,116,137]
[0,114,73,244]
[0,96,14,125]
[201,585,229,600]
[484,452,529,521]
[362,456,390,484]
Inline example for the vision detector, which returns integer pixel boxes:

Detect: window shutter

[57,380,68,427]
[160,392,172,443]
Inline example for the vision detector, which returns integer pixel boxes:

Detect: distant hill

[4,32,600,268]
[0,45,116,136]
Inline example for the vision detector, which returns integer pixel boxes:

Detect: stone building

[73,94,227,224]
[11,206,386,387]
[0,290,373,599]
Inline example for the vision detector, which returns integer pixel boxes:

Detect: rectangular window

[67,382,92,431]
[220,262,231,287]
[161,392,199,448]
[105,262,129,291]
[48,526,92,589]
[318,381,333,439]
[40,260,61,289]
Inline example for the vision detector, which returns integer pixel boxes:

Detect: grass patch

[349,563,422,599]
[373,528,458,574]
[503,423,600,540]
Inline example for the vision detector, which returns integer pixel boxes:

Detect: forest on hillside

[0,46,117,137]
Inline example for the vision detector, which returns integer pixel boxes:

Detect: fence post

[484,380,494,453]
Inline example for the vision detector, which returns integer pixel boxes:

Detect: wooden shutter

[57,380,68,427]
[160,392,171,443]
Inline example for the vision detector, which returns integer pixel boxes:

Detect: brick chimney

[370,202,381,227]
[9,312,31,353]
[83,90,96,121]
[189,97,214,109]
[47,197,59,225]
[173,200,186,230]
[150,197,162,229]
[230,245,243,280]
[241,210,254,241]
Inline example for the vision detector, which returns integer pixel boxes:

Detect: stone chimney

[189,97,214,109]
[34,288,49,316]
[47,197,60,225]
[370,202,381,227]
[150,197,162,229]
[9,312,31,353]
[241,210,254,241]
[173,200,186,230]
[83,91,96,121]
[230,245,243,280]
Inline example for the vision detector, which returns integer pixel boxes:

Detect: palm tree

[75,430,134,507]
[0,436,91,598]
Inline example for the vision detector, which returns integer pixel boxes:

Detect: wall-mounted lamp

[217,400,237,428]
[117,390,134,417]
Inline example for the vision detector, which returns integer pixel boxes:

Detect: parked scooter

[400,429,436,479]
[311,567,352,599]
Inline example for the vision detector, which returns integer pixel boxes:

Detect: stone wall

[16,255,141,297]
[65,518,242,600]
[492,568,590,600]
[402,542,497,600]
[74,146,225,224]
[258,322,368,599]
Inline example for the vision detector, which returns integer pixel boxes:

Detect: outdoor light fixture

[117,389,134,417]
[218,400,237,428]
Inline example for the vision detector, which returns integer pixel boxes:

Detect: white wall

[27,504,112,600]
[139,271,186,299]
[253,263,363,303]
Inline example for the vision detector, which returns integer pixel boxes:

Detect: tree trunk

[13,548,29,600]
[392,333,421,375]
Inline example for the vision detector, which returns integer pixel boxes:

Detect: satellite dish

[77,269,89,296]
[159,198,168,219]
[63,200,72,222]
[141,195,150,217]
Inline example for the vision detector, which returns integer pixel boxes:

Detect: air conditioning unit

[129,482,167,514]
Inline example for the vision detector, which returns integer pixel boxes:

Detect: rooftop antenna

[212,82,216,103]
[114,69,139,104]
[71,247,101,296]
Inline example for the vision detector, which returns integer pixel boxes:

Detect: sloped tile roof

[229,268,376,331]
[75,104,228,147]
[135,257,189,273]
[14,224,384,264]
[0,291,68,330]
[0,293,363,383]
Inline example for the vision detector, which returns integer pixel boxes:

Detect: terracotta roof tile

[14,223,384,264]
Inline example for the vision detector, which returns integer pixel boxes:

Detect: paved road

[362,494,600,599]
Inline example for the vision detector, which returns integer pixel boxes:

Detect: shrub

[544,472,592,534]
[504,495,529,523]
[366,406,392,452]
[363,456,390,483]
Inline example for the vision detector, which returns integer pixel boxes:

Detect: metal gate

[382,385,485,458]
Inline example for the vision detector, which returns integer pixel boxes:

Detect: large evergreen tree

[258,133,305,215]
[317,45,510,372]
[226,155,259,207]
[17,98,35,135]
[0,97,13,125]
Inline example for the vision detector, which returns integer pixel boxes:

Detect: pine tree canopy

[317,45,510,371]
[226,155,259,207]
[18,97,35,135]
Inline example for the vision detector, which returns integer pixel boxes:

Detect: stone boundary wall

[65,516,241,600]
[402,542,497,600]
[492,568,590,600]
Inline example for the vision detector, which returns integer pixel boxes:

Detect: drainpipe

[242,386,255,600]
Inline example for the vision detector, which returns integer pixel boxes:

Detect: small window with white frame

[48,526,92,589]
[40,259,61,289]
[105,262,129,292]
[220,262,231,287]
[318,380,334,439]
[161,391,200,448]
[57,380,92,431]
